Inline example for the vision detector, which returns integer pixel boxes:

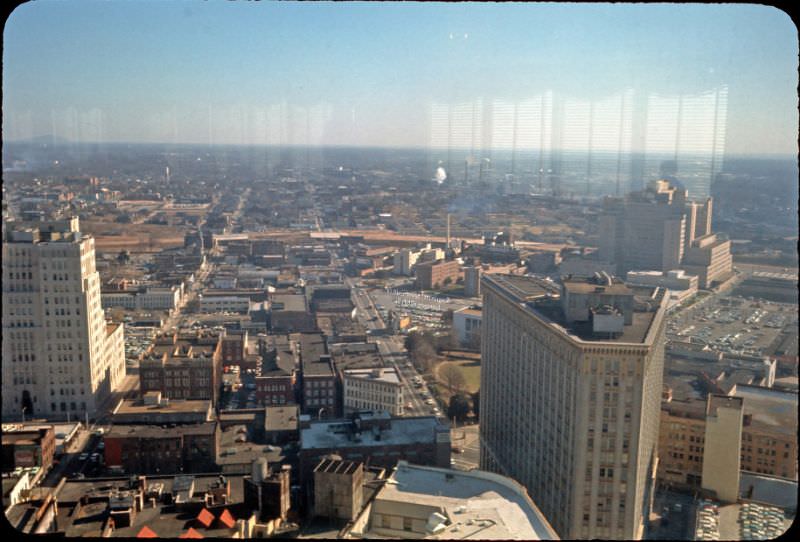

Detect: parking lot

[667,294,797,358]
[370,288,476,331]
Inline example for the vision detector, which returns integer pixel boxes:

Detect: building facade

[453,307,482,347]
[599,180,732,288]
[658,387,798,490]
[103,422,219,474]
[139,331,223,406]
[415,260,462,290]
[2,217,126,420]
[342,368,404,416]
[480,274,667,539]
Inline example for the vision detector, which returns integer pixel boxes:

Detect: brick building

[103,422,219,474]
[139,331,223,406]
[1,425,56,472]
[658,385,798,491]
[414,260,462,290]
[255,335,297,407]
[298,334,338,418]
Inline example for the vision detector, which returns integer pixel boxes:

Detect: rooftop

[112,399,213,420]
[484,274,663,345]
[731,385,798,436]
[271,293,307,312]
[301,415,445,450]
[367,461,558,539]
[344,367,401,385]
[105,422,217,440]
[264,405,299,433]
[297,333,332,376]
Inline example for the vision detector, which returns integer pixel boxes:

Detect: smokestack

[464,160,469,185]
[165,166,170,184]
[446,214,451,248]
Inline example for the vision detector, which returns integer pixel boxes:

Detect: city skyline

[3,2,798,156]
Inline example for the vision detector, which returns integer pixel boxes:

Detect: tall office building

[2,217,126,421]
[480,273,668,539]
[599,179,732,288]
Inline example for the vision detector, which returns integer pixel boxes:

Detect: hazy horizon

[4,2,798,156]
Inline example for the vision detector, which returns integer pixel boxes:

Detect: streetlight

[21,406,27,424]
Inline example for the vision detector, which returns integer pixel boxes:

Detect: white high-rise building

[480,274,668,539]
[2,217,126,421]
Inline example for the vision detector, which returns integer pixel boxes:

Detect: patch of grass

[436,359,481,393]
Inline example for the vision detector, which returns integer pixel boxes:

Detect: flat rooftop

[344,367,401,385]
[113,399,212,417]
[373,462,558,539]
[297,333,331,376]
[271,293,307,312]
[730,385,798,436]
[484,274,662,345]
[265,405,299,433]
[105,422,217,439]
[301,416,444,450]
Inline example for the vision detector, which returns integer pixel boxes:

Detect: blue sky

[3,1,797,154]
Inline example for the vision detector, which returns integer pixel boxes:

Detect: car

[425,399,434,405]
[97,442,105,451]
[452,446,464,453]
[79,453,89,461]
[90,453,101,462]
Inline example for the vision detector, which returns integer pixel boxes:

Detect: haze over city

[3,1,797,155]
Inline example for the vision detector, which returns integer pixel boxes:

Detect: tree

[440,364,466,395]
[117,250,131,265]
[406,331,437,372]
[471,389,480,420]
[443,276,453,286]
[447,393,471,422]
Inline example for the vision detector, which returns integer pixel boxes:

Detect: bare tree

[440,364,466,394]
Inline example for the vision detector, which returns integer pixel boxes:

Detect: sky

[3,1,797,155]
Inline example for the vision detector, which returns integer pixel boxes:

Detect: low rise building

[264,405,299,445]
[452,306,482,347]
[110,395,213,425]
[298,412,450,486]
[682,234,734,289]
[299,334,338,417]
[343,368,404,416]
[626,269,699,307]
[1,425,56,472]
[102,286,182,311]
[342,461,559,539]
[199,295,251,314]
[270,293,316,333]
[103,422,219,474]
[415,259,462,290]
[139,330,223,406]
[658,385,798,491]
